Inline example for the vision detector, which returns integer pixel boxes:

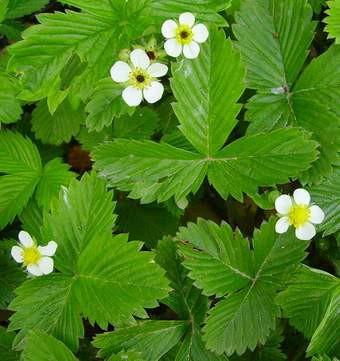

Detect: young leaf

[178,218,309,355]
[93,321,188,361]
[309,167,340,236]
[277,265,340,356]
[22,330,78,361]
[0,131,42,230]
[234,0,340,183]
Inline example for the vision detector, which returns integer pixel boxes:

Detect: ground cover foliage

[0,0,339,360]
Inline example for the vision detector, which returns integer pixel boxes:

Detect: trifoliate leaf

[0,326,19,361]
[178,218,309,355]
[234,0,340,183]
[9,173,170,351]
[277,265,340,356]
[93,321,188,361]
[0,71,22,124]
[22,330,78,361]
[309,168,340,236]
[93,26,318,204]
[31,99,84,145]
[325,0,340,43]
[0,131,42,230]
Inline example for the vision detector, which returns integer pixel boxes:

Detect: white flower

[275,188,325,241]
[161,12,209,59]
[110,49,168,107]
[11,231,58,276]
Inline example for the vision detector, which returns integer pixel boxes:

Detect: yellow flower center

[176,24,193,45]
[23,246,41,266]
[129,68,151,89]
[288,205,310,228]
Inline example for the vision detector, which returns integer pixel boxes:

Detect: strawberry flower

[110,49,168,107]
[275,188,325,240]
[161,12,209,59]
[11,231,58,276]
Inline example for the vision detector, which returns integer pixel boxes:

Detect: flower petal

[11,246,23,263]
[130,49,150,69]
[38,257,54,275]
[275,195,292,215]
[179,12,195,27]
[183,42,200,59]
[164,39,182,57]
[143,82,164,104]
[148,63,168,78]
[275,217,290,234]
[38,241,58,257]
[293,188,311,205]
[192,23,209,43]
[309,205,325,224]
[18,231,34,248]
[295,222,316,241]
[161,19,177,38]
[122,86,143,107]
[27,264,43,276]
[110,61,131,83]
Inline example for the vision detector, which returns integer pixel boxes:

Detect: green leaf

[150,0,230,27]
[308,0,327,13]
[0,240,25,308]
[230,328,287,361]
[22,330,78,361]
[171,29,245,156]
[45,172,116,274]
[85,79,132,132]
[0,71,22,124]
[31,99,84,145]
[156,239,228,361]
[93,321,188,361]
[234,0,340,182]
[5,0,50,19]
[325,0,340,43]
[34,158,75,209]
[0,131,42,230]
[8,1,153,105]
[0,326,19,361]
[309,168,340,236]
[277,266,340,357]
[178,218,309,355]
[9,173,169,350]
